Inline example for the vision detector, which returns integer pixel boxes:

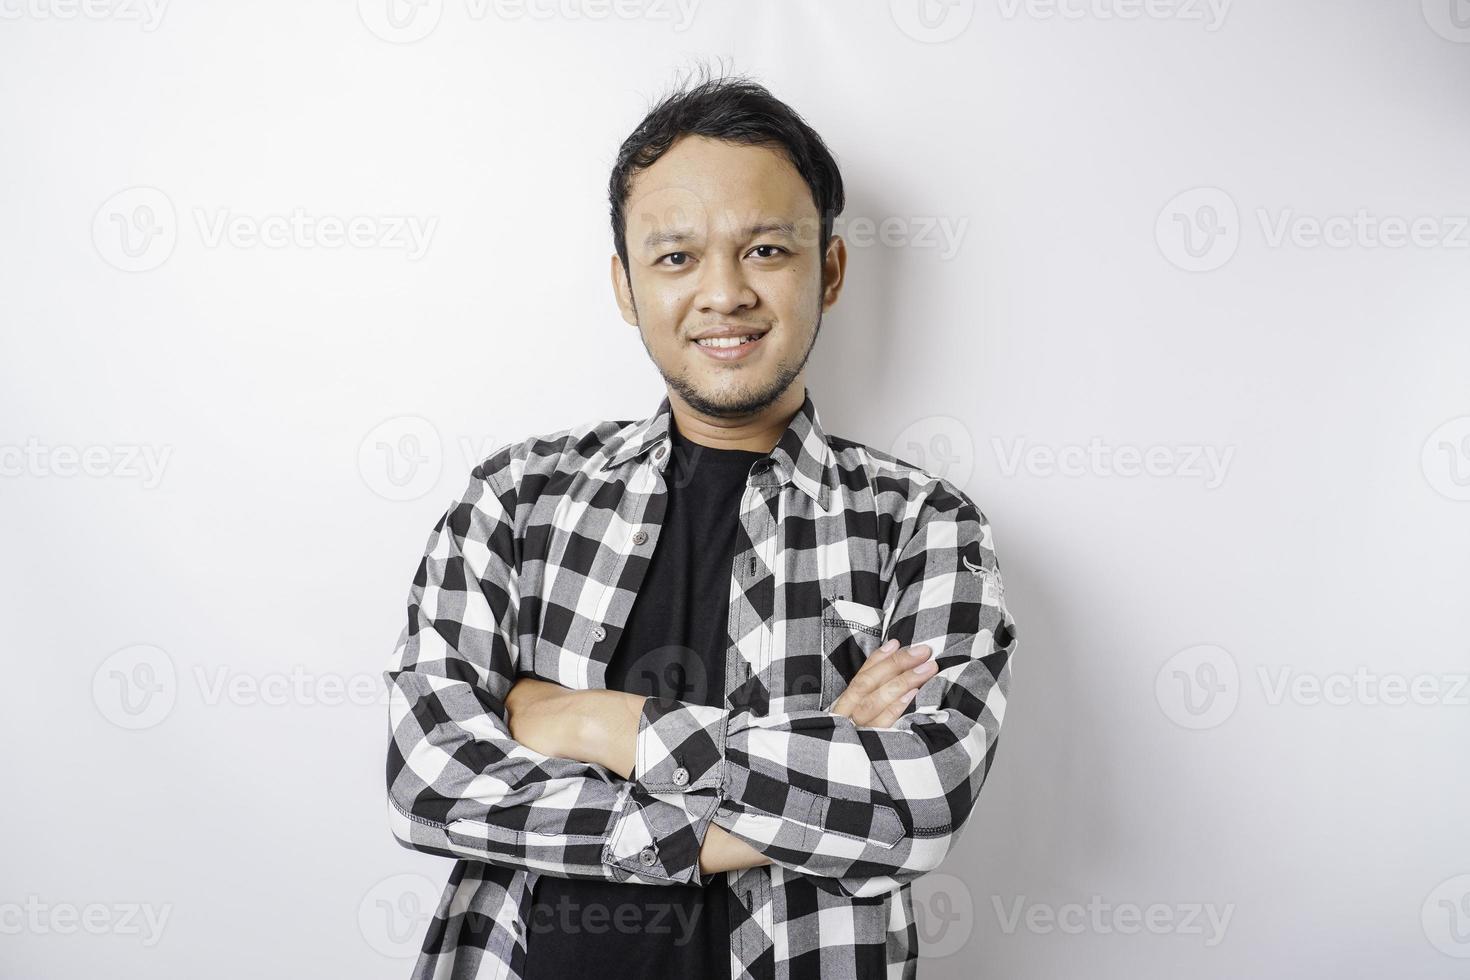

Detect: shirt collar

[600,385,838,510]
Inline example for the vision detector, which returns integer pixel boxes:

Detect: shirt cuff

[633,697,729,794]
[602,780,719,885]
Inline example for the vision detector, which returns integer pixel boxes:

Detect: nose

[694,251,757,315]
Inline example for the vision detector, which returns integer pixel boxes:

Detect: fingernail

[900,689,918,703]
[908,644,931,659]
[912,659,937,675]
[881,639,899,652]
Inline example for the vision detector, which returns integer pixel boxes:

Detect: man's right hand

[828,639,935,727]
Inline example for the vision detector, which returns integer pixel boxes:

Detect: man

[384,69,1018,980]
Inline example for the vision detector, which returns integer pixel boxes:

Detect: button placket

[582,449,669,684]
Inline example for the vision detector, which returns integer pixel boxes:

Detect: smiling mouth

[693,334,764,349]
[690,331,767,361]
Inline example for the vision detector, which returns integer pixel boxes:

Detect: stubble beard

[638,300,824,421]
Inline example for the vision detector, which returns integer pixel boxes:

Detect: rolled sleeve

[602,780,721,884]
[633,697,729,793]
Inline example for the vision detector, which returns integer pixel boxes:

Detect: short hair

[608,63,846,279]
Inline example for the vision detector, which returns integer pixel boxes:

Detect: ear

[610,252,639,326]
[821,234,847,310]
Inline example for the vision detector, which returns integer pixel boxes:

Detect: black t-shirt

[523,418,767,980]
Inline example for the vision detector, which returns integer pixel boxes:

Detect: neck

[667,383,805,454]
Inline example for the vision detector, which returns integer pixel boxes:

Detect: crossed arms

[383,459,1017,899]
[502,637,942,875]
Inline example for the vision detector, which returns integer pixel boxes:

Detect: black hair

[608,62,846,280]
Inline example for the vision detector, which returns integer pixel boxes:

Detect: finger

[832,643,932,720]
[868,688,919,728]
[864,653,937,716]
[840,650,934,724]
[830,641,896,718]
[846,641,932,698]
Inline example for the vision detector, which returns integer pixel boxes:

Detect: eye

[749,244,787,259]
[657,252,692,267]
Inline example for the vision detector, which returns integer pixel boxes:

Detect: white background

[3,1,1468,977]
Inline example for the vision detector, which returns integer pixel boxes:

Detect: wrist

[700,824,771,875]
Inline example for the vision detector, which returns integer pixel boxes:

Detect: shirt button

[639,847,657,867]
[672,767,689,786]
[591,625,606,641]
[632,529,648,546]
[653,445,667,461]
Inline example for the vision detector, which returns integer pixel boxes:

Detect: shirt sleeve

[626,477,1019,898]
[384,457,719,886]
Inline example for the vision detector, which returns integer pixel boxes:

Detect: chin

[676,374,792,418]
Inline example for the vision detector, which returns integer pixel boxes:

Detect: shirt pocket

[819,596,888,709]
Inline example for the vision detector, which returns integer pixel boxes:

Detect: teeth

[696,335,759,348]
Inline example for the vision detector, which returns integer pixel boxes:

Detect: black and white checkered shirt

[384,386,1019,979]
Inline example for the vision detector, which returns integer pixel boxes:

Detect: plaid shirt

[384,386,1019,980]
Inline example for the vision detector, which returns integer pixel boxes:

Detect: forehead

[624,135,817,245]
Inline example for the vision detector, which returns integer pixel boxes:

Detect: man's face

[612,135,844,419]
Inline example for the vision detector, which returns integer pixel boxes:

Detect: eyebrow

[642,221,799,251]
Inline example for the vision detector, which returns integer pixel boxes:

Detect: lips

[690,331,766,361]
[690,326,768,342]
[693,334,762,348]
